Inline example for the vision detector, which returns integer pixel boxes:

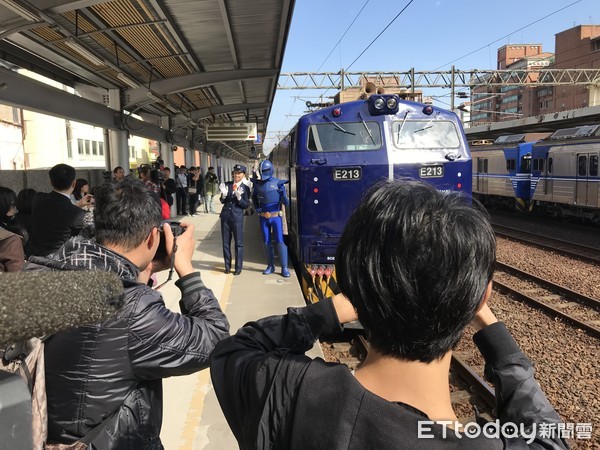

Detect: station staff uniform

[220,165,250,274]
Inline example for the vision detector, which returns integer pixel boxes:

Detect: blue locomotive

[471,125,600,224]
[471,134,533,213]
[269,94,473,302]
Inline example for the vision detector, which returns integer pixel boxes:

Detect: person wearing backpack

[25,177,230,449]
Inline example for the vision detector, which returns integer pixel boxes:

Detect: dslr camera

[138,156,165,184]
[154,220,184,260]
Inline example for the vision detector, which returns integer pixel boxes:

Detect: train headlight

[368,94,400,115]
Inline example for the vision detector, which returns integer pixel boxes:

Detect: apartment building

[469,25,600,126]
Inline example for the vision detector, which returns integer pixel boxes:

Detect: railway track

[492,223,600,265]
[494,261,600,338]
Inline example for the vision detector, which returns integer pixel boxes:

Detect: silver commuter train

[471,124,600,223]
[530,124,599,222]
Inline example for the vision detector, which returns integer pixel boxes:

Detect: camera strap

[153,236,178,291]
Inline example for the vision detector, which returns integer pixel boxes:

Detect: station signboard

[206,123,257,141]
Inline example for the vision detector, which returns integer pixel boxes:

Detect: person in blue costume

[252,160,291,277]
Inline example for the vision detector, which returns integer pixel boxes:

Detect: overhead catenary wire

[270,1,371,149]
[345,0,416,71]
[433,0,583,70]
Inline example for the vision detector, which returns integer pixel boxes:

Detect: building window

[78,139,84,155]
[502,94,519,104]
[129,146,135,158]
[592,40,600,52]
[67,141,72,159]
[539,101,549,109]
[85,140,91,155]
[99,142,104,156]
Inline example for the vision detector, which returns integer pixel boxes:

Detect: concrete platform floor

[155,205,322,449]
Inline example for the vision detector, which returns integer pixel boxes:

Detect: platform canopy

[0,0,296,158]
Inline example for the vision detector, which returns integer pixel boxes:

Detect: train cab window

[590,155,598,176]
[578,155,587,176]
[392,120,460,149]
[290,131,297,165]
[506,159,516,171]
[548,157,553,174]
[307,122,381,152]
[519,155,531,173]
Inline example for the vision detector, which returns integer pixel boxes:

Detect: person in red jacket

[210,179,568,449]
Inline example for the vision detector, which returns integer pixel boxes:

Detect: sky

[262,0,598,153]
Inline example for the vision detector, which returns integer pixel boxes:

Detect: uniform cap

[232,164,247,173]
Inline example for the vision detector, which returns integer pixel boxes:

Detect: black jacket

[26,237,230,449]
[210,298,568,449]
[219,181,249,221]
[30,191,85,256]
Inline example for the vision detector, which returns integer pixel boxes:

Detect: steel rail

[493,223,600,265]
[496,262,600,311]
[493,280,600,338]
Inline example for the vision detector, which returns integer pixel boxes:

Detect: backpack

[1,338,114,450]
[1,337,48,450]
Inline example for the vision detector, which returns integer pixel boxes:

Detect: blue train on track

[269,94,473,302]
[472,124,600,224]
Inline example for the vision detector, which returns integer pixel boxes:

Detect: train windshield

[392,120,460,150]
[307,122,381,151]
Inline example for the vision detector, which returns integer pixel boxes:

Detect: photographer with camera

[25,177,230,449]
[204,166,219,214]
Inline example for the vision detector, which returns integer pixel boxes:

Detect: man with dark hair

[26,177,230,449]
[162,166,177,208]
[30,163,93,256]
[112,166,125,183]
[210,179,567,449]
[175,165,189,216]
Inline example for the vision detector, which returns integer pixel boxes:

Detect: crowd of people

[0,162,229,272]
[0,163,570,449]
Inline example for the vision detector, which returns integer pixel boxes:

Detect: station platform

[155,203,323,449]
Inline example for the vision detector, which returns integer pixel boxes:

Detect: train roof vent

[549,125,599,140]
[494,134,526,144]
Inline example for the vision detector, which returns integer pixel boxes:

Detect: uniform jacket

[219,181,249,221]
[26,237,230,449]
[30,191,85,256]
[210,298,568,450]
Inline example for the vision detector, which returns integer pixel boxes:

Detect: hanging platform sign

[206,123,257,141]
